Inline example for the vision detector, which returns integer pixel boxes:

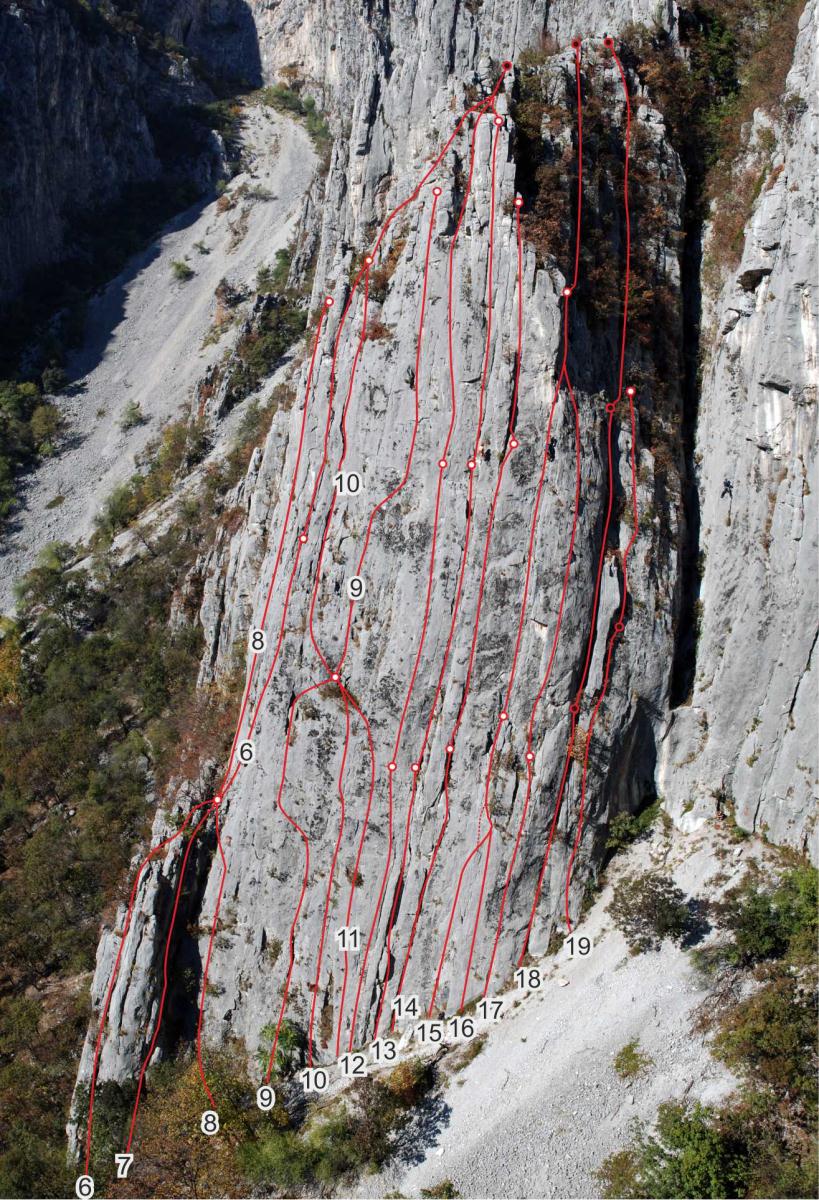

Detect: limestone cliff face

[70,0,816,1117]
[0,0,221,311]
[660,0,818,854]
[73,0,689,1099]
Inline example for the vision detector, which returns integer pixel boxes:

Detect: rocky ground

[0,101,314,614]
[356,818,760,1199]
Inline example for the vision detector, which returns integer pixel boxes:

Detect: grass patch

[171,259,194,282]
[259,83,332,153]
[614,1039,653,1079]
[450,1032,488,1072]
[421,1182,461,1198]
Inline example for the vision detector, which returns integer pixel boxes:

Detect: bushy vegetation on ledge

[258,81,332,154]
[598,861,818,1198]
[619,0,807,277]
[0,381,63,525]
[78,1050,436,1198]
[0,404,275,1198]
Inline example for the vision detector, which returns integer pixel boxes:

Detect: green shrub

[0,380,45,519]
[119,399,145,430]
[606,801,661,853]
[257,246,293,293]
[597,1101,749,1198]
[717,865,817,968]
[96,415,210,539]
[41,365,67,394]
[614,1039,653,1079]
[29,403,62,454]
[712,970,817,1119]
[171,259,194,282]
[421,1182,461,1198]
[256,1018,306,1078]
[225,298,306,404]
[607,872,691,953]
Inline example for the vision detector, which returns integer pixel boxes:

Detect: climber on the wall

[548,436,557,462]
[721,478,733,499]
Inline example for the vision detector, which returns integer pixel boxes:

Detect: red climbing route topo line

[306,269,371,675]
[83,798,215,1173]
[372,114,506,1038]
[352,109,492,1047]
[260,68,516,1072]
[218,307,331,796]
[425,136,526,1016]
[307,691,351,1064]
[481,36,586,995]
[563,43,637,931]
[334,691,377,1058]
[196,804,228,1107]
[329,191,440,1051]
[124,804,214,1153]
[517,36,636,958]
[263,678,328,1082]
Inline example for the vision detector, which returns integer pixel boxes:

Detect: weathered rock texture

[70,0,816,1128]
[0,0,221,310]
[660,0,818,855]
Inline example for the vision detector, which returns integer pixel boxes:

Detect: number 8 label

[201,1110,219,1135]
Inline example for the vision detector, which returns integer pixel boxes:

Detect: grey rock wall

[0,0,219,311]
[72,0,690,1106]
[70,0,816,1138]
[660,0,818,857]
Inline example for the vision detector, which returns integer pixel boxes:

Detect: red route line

[517,38,635,957]
[263,678,327,1082]
[327,194,439,1051]
[306,271,371,675]
[481,37,585,994]
[307,692,351,1064]
[125,805,214,1153]
[457,201,527,1009]
[564,45,636,930]
[259,69,515,1072]
[356,107,491,1044]
[425,127,528,1015]
[334,691,377,1058]
[386,117,507,1027]
[82,799,214,1174]
[218,308,330,795]
[196,805,228,1106]
[481,371,581,990]
[334,190,441,676]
